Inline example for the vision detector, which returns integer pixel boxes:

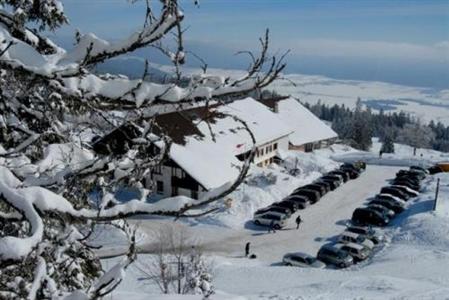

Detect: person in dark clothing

[268,220,276,233]
[295,215,302,229]
[245,242,251,257]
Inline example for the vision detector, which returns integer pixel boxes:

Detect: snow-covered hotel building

[259,97,338,152]
[147,98,292,199]
[94,96,337,200]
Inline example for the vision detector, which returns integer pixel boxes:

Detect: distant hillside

[94,57,172,82]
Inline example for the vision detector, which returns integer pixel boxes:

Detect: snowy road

[135,165,401,262]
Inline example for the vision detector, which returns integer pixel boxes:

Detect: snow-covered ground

[97,143,449,300]
[104,168,449,300]
[330,138,449,167]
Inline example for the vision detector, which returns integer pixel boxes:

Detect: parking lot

[135,165,402,262]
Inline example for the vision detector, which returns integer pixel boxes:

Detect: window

[154,165,162,175]
[191,190,198,200]
[305,143,313,152]
[266,146,270,153]
[293,257,305,263]
[260,149,264,156]
[156,181,164,194]
[274,143,278,150]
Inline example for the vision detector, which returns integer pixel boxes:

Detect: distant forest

[303,98,449,153]
[259,90,449,153]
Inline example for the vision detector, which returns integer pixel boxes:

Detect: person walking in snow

[295,215,302,229]
[245,242,251,257]
[268,220,276,233]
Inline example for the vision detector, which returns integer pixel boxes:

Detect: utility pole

[433,178,440,211]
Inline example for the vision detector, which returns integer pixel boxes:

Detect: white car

[254,210,289,219]
[338,232,375,250]
[282,252,326,268]
[333,243,371,262]
[253,213,287,229]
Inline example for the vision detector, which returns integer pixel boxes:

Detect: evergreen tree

[350,98,373,151]
[381,131,395,153]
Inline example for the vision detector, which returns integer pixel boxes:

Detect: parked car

[367,204,395,219]
[392,179,420,192]
[253,214,287,229]
[317,244,354,268]
[328,170,350,182]
[396,170,425,181]
[272,200,299,212]
[254,208,290,219]
[282,252,326,268]
[380,186,409,200]
[299,184,328,196]
[395,174,421,185]
[345,225,384,244]
[323,174,345,183]
[354,161,366,171]
[314,180,332,192]
[339,164,360,179]
[284,195,309,209]
[333,243,371,262]
[375,193,407,205]
[389,185,419,197]
[337,232,375,250]
[410,166,429,174]
[370,197,405,214]
[315,178,339,191]
[320,175,343,188]
[291,188,321,204]
[352,207,390,227]
[256,205,292,216]
[428,165,443,175]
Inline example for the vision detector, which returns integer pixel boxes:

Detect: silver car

[253,213,287,229]
[338,232,375,250]
[345,225,384,244]
[283,252,326,268]
[334,242,371,262]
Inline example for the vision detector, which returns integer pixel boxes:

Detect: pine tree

[350,98,373,151]
[381,133,395,153]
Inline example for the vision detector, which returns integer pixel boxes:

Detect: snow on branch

[0,0,285,109]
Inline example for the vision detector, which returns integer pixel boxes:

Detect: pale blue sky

[55,0,449,89]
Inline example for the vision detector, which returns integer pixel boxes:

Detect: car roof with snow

[340,231,360,238]
[334,242,365,251]
[376,194,406,203]
[284,252,314,259]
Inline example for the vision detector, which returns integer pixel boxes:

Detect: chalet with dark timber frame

[147,98,293,199]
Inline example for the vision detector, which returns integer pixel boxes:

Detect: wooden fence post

[433,178,440,211]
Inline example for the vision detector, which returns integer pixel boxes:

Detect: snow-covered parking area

[198,165,401,261]
[108,170,449,300]
[133,165,400,262]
